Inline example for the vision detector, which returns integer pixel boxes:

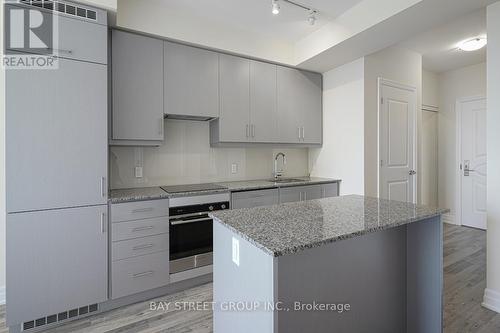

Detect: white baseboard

[0,285,5,305]
[442,213,457,225]
[483,288,500,313]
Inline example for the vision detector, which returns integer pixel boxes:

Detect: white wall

[483,1,500,314]
[364,47,423,198]
[116,0,295,65]
[423,70,439,108]
[309,58,365,195]
[437,62,486,224]
[110,120,309,189]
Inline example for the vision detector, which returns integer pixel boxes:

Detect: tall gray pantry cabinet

[5,2,108,331]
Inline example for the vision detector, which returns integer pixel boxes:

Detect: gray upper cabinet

[250,60,278,143]
[214,54,250,142]
[6,58,107,213]
[164,41,219,119]
[112,30,164,143]
[6,206,108,326]
[277,67,322,144]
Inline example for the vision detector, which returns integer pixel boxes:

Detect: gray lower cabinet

[111,30,164,144]
[280,184,337,204]
[6,206,108,326]
[111,200,170,299]
[277,67,322,144]
[322,182,340,198]
[164,41,219,119]
[231,189,279,209]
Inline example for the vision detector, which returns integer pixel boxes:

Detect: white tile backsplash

[110,119,309,189]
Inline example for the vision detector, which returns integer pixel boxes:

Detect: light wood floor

[1,224,499,332]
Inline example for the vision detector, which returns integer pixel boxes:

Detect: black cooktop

[160,183,227,194]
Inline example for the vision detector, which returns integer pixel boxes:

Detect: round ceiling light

[458,37,487,52]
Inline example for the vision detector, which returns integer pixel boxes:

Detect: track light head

[272,0,280,15]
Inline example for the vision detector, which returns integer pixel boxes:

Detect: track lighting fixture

[271,0,318,25]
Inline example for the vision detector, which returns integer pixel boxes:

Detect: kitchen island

[210,195,448,333]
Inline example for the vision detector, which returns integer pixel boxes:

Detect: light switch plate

[232,237,240,266]
[135,166,143,178]
[231,163,238,174]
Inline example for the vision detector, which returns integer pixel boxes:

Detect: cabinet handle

[101,177,107,197]
[132,271,154,278]
[101,213,107,233]
[304,192,307,201]
[299,192,302,201]
[45,47,73,55]
[159,118,164,136]
[251,124,255,138]
[132,243,154,251]
[132,226,154,232]
[246,124,249,138]
[131,207,154,214]
[298,127,301,140]
[301,127,305,140]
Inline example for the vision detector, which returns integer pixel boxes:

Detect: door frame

[455,95,487,226]
[377,78,418,203]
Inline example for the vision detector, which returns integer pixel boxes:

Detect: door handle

[463,160,475,176]
[100,177,107,197]
[409,170,417,175]
[100,213,107,233]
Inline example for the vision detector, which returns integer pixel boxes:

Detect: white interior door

[379,80,417,203]
[460,98,487,229]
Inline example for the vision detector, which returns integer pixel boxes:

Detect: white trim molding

[483,288,500,313]
[0,285,5,305]
[442,213,456,225]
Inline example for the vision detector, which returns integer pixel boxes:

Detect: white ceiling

[399,9,487,73]
[143,0,364,42]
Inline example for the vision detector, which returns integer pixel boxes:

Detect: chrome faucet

[274,152,286,179]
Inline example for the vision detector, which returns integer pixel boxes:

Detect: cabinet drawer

[112,234,169,261]
[111,251,169,299]
[111,199,169,222]
[112,217,169,241]
[232,189,279,209]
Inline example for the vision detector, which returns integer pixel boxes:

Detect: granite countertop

[109,187,169,203]
[217,177,341,192]
[109,177,340,203]
[210,195,449,257]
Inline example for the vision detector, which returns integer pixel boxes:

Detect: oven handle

[170,217,212,225]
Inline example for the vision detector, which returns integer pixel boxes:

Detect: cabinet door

[6,58,107,213]
[219,54,250,142]
[112,30,164,141]
[164,42,219,118]
[299,71,323,144]
[279,186,303,203]
[302,185,323,201]
[277,67,322,144]
[322,183,339,198]
[250,61,277,142]
[232,189,279,209]
[6,206,108,326]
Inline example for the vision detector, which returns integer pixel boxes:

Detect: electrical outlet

[231,163,238,174]
[135,166,143,178]
[232,237,240,266]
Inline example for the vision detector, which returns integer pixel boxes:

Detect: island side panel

[275,226,407,333]
[213,220,276,333]
[406,216,443,333]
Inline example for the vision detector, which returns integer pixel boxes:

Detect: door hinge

[380,159,383,167]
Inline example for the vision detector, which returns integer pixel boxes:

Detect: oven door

[169,213,213,274]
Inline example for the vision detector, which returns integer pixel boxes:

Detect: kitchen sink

[267,178,306,184]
